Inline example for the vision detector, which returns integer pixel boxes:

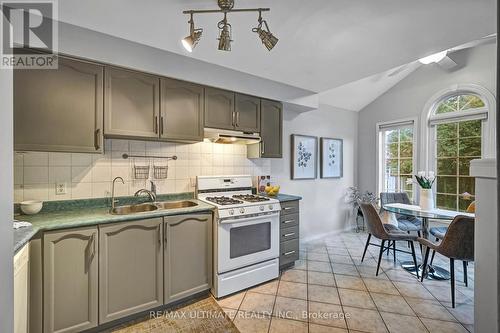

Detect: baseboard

[301,225,354,243]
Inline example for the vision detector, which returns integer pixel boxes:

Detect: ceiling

[56,0,496,95]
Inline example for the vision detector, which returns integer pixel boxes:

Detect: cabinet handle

[157,225,161,245]
[261,141,265,155]
[283,219,295,224]
[160,116,164,135]
[154,116,158,134]
[283,207,293,211]
[235,112,240,127]
[284,250,296,256]
[94,129,101,150]
[170,217,208,227]
[284,232,295,237]
[231,112,236,127]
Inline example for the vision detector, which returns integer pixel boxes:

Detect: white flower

[406,178,413,185]
[417,171,425,177]
[428,171,435,178]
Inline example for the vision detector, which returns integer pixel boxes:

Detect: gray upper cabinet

[43,227,98,333]
[164,214,212,304]
[235,94,261,133]
[104,67,160,139]
[14,56,104,153]
[99,218,163,323]
[248,99,283,158]
[160,78,204,142]
[204,87,235,130]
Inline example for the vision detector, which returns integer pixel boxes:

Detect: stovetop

[205,196,244,206]
[233,194,271,203]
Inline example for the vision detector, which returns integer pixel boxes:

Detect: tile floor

[216,231,474,333]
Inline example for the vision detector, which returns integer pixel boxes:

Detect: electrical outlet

[56,182,67,195]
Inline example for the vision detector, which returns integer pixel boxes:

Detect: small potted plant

[407,171,436,210]
[346,187,378,232]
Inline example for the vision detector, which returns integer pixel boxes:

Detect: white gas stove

[197,175,281,298]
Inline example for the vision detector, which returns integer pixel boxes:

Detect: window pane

[436,96,458,114]
[435,94,485,114]
[386,130,398,143]
[437,158,457,175]
[458,177,475,195]
[436,123,458,140]
[386,143,399,158]
[400,142,413,158]
[459,95,485,111]
[436,194,457,210]
[400,159,413,174]
[458,158,475,176]
[459,197,475,211]
[437,139,458,157]
[399,128,413,142]
[386,159,398,175]
[459,137,482,157]
[459,120,482,137]
[436,176,457,194]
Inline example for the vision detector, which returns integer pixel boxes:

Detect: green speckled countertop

[14,193,215,252]
[265,193,302,202]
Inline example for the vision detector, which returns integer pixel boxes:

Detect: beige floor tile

[306,245,328,254]
[357,266,388,279]
[343,306,388,333]
[363,278,399,295]
[249,279,279,295]
[331,263,359,276]
[352,256,378,267]
[277,281,307,300]
[446,303,474,325]
[326,247,350,256]
[233,311,271,333]
[216,291,246,309]
[338,288,376,309]
[281,269,307,283]
[420,318,469,333]
[330,255,354,264]
[385,268,420,282]
[464,323,474,332]
[309,323,348,333]
[308,271,336,286]
[294,259,307,270]
[308,260,333,273]
[370,293,414,316]
[222,307,238,320]
[394,281,435,300]
[273,296,308,322]
[405,297,456,322]
[380,311,427,333]
[269,317,308,333]
[239,292,276,315]
[308,285,341,304]
[334,274,367,291]
[307,252,330,262]
[424,284,468,303]
[308,301,347,329]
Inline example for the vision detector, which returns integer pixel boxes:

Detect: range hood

[204,128,261,145]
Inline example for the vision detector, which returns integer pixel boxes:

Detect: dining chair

[380,192,423,236]
[359,202,419,278]
[418,215,474,308]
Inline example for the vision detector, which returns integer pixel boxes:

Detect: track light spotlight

[253,12,278,51]
[182,14,203,52]
[217,14,232,51]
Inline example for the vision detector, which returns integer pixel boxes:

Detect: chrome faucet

[111,176,125,210]
[134,181,157,202]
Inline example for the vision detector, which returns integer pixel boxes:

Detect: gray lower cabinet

[164,214,212,303]
[204,87,235,130]
[235,94,260,133]
[99,218,163,323]
[248,99,283,158]
[279,201,300,269]
[14,56,104,153]
[104,67,160,139]
[160,78,204,142]
[43,227,98,333]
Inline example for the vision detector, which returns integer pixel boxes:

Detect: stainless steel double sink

[110,200,198,215]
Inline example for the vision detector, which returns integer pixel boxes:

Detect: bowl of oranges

[264,185,280,197]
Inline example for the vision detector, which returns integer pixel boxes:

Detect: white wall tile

[175,179,190,193]
[71,153,92,166]
[14,153,24,167]
[71,182,92,199]
[175,166,189,180]
[223,155,234,166]
[91,182,111,198]
[71,166,92,183]
[24,166,48,184]
[213,154,224,167]
[14,166,23,185]
[223,144,233,155]
[161,142,177,154]
[175,143,190,153]
[213,144,224,154]
[23,184,49,201]
[111,165,131,181]
[49,184,72,201]
[49,166,71,183]
[14,185,23,203]
[111,139,129,152]
[24,152,48,166]
[49,152,71,166]
[188,142,201,154]
[129,140,146,153]
[92,166,112,182]
[200,142,212,154]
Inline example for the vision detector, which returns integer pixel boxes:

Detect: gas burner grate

[205,196,243,205]
[232,194,271,202]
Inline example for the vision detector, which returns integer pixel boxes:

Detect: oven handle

[219,213,280,224]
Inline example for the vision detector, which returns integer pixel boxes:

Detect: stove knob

[268,204,274,210]
[239,207,245,214]
[259,205,265,211]
[229,209,235,215]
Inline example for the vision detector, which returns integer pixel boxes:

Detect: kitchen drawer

[280,225,299,242]
[280,213,299,228]
[280,201,299,216]
[280,238,299,267]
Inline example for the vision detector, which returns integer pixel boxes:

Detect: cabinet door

[235,94,260,133]
[260,99,283,158]
[43,227,98,333]
[14,56,103,153]
[99,218,163,323]
[164,214,212,303]
[160,78,204,142]
[204,87,235,130]
[104,67,160,139]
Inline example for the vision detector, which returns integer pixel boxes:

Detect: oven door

[218,213,279,274]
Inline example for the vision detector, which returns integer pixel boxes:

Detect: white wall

[357,43,497,194]
[271,105,358,240]
[0,64,14,332]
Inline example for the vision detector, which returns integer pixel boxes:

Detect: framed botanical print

[291,134,317,180]
[320,137,343,178]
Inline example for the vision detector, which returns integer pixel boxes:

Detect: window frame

[376,117,418,200]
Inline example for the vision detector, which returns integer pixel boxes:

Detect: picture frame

[291,134,318,180]
[320,137,343,178]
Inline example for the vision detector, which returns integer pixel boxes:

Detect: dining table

[383,203,475,280]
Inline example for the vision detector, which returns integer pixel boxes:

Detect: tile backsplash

[14,139,271,203]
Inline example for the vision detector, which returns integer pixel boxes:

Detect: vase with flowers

[407,171,436,210]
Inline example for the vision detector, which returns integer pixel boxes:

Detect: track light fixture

[182,13,203,52]
[181,0,278,52]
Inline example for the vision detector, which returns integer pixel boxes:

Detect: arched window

[422,85,496,211]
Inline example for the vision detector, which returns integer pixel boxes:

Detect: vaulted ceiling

[57,0,496,98]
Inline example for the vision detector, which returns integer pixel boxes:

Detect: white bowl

[20,200,43,215]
